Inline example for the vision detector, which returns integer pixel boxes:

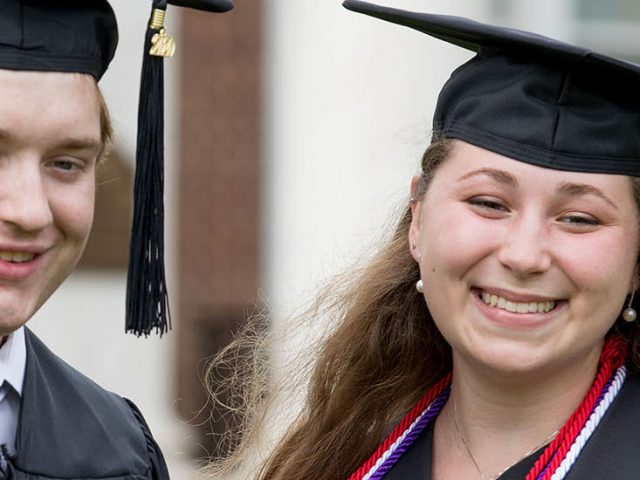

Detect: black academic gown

[0,329,169,480]
[385,372,640,479]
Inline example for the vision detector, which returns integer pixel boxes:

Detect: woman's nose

[497,215,551,277]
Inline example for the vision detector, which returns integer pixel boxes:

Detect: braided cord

[547,365,626,480]
[366,388,450,480]
[348,336,628,480]
[527,336,628,480]
[348,373,452,480]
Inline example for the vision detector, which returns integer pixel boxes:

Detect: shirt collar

[0,327,26,397]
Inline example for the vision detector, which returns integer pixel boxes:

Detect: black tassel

[126,0,172,337]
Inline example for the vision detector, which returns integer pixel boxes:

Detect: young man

[0,0,235,473]
[0,1,169,477]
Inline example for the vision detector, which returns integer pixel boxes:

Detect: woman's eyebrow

[557,182,617,209]
[457,168,518,187]
[457,170,618,208]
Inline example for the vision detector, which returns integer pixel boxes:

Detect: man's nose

[0,161,54,233]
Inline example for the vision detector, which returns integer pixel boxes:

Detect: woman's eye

[467,197,508,212]
[558,214,600,227]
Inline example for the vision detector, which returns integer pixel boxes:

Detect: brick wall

[177,2,262,457]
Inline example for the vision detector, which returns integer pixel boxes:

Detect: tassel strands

[125,1,233,336]
[126,0,173,336]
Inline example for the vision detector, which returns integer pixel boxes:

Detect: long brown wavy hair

[204,136,640,480]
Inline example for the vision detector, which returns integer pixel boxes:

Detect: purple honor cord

[369,387,451,480]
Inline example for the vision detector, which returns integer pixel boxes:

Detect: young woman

[207,2,640,479]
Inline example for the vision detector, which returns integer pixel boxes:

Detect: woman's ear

[408,175,422,263]
[410,175,420,213]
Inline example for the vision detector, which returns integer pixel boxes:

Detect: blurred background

[27,0,640,477]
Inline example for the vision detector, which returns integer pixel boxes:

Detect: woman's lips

[479,290,556,314]
[471,287,565,328]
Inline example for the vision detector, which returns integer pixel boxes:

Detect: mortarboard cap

[342,0,640,177]
[0,0,118,79]
[0,0,234,337]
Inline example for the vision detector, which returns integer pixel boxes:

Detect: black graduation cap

[0,0,118,78]
[0,0,234,337]
[342,0,640,177]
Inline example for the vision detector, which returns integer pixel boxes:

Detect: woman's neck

[433,348,601,479]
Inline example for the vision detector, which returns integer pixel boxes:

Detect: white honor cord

[550,365,627,480]
[362,401,434,480]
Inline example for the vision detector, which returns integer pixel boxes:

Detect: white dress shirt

[0,327,26,456]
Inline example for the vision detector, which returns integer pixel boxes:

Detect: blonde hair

[97,85,113,165]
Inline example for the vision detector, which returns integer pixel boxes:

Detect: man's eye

[51,159,80,171]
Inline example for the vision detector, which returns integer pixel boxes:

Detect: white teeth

[480,291,555,314]
[0,251,35,263]
[505,301,518,313]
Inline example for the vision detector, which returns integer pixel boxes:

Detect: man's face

[0,69,101,336]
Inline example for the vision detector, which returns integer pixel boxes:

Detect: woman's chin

[454,336,558,378]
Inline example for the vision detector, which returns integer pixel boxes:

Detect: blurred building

[27,0,640,477]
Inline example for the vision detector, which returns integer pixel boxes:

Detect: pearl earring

[623,290,637,323]
[416,279,424,293]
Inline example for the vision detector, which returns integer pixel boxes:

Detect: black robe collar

[1,328,168,479]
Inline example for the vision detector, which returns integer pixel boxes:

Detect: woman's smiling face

[409,140,640,376]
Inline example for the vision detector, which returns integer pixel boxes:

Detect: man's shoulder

[22,327,143,431]
[24,328,131,410]
[10,329,168,479]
